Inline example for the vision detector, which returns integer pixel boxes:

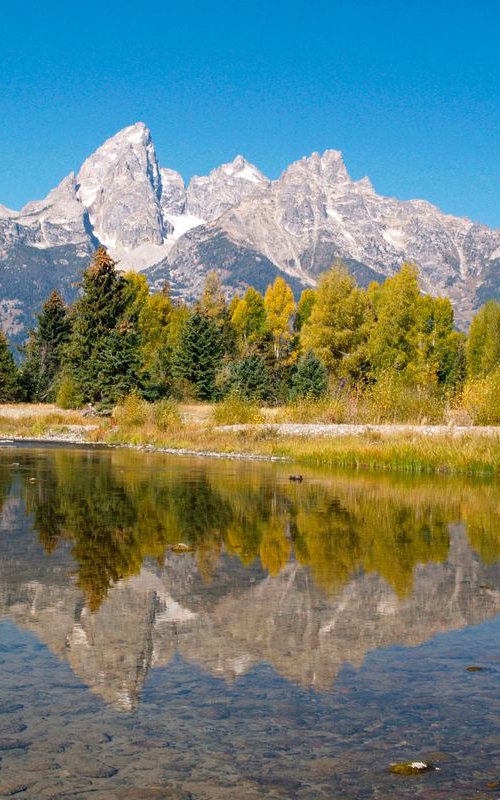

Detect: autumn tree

[199,271,226,319]
[420,294,465,388]
[135,284,174,397]
[230,287,268,353]
[300,265,372,378]
[294,288,316,332]
[467,300,500,378]
[264,276,295,361]
[367,263,427,383]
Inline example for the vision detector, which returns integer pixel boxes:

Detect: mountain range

[2,121,499,341]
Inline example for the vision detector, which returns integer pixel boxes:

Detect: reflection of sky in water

[1,447,500,798]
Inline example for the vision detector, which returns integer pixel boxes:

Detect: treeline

[0,246,499,416]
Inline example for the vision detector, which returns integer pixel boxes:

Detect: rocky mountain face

[1,121,500,340]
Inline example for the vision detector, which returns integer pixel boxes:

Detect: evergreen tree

[63,247,126,402]
[228,353,272,401]
[93,323,143,405]
[173,313,224,400]
[0,332,18,402]
[290,350,328,399]
[20,290,71,401]
[467,301,500,378]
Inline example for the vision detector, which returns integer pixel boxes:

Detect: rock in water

[389,761,434,775]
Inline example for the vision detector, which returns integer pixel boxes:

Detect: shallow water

[1,446,500,798]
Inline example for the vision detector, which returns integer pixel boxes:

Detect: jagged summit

[0,120,499,340]
[220,154,268,184]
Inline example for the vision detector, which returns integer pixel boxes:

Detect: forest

[0,246,499,425]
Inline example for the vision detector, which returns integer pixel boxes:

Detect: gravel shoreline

[2,435,288,462]
[216,422,500,438]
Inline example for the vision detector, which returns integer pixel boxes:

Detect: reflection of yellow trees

[259,519,291,576]
[14,448,500,611]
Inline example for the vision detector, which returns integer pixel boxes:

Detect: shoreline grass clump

[211,395,264,425]
[277,432,500,477]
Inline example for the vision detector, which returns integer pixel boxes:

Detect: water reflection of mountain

[1,448,500,709]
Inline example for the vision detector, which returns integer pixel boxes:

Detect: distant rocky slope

[2,121,499,340]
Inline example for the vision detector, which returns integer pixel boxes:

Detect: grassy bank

[0,400,499,477]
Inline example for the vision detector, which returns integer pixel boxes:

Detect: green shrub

[56,375,83,409]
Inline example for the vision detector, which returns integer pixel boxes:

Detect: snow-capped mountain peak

[0,121,500,342]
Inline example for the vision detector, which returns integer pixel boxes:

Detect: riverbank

[1,403,500,476]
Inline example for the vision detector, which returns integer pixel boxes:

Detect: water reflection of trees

[7,450,500,611]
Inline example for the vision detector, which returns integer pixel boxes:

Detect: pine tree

[93,322,143,405]
[20,290,71,401]
[64,247,126,401]
[228,353,272,401]
[173,313,224,400]
[290,350,328,399]
[0,332,18,402]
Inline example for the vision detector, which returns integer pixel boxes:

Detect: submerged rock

[389,760,434,775]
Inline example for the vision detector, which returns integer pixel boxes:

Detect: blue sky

[1,0,499,226]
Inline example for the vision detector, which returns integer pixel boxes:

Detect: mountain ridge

[1,121,499,340]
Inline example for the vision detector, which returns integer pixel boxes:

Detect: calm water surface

[1,446,500,799]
